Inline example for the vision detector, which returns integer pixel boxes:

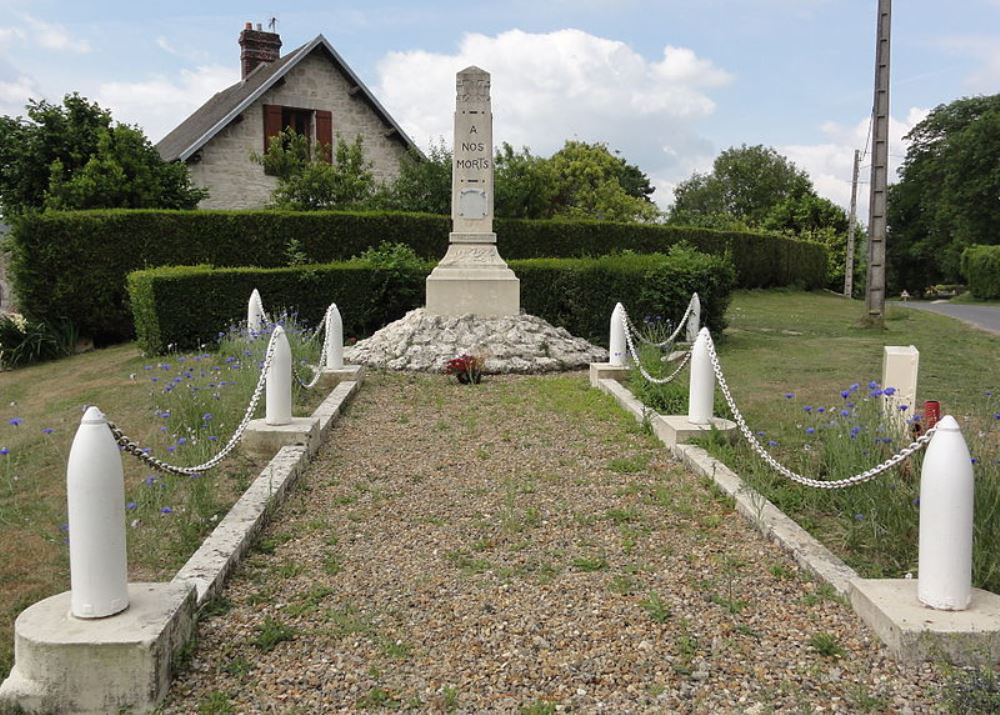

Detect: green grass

[636,290,1000,593]
[0,321,328,680]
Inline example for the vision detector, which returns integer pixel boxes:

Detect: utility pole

[844,148,860,297]
[864,0,891,324]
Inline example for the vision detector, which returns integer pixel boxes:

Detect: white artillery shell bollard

[918,415,974,610]
[325,303,344,370]
[688,327,714,425]
[609,302,626,367]
[247,288,265,335]
[266,326,293,426]
[67,406,129,618]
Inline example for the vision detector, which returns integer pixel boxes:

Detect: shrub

[961,245,1000,299]
[0,312,77,369]
[13,210,825,342]
[128,249,735,354]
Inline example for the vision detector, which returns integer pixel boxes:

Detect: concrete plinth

[659,415,737,448]
[425,240,519,318]
[314,364,365,391]
[242,416,319,458]
[0,582,196,714]
[850,578,1000,664]
[589,362,631,387]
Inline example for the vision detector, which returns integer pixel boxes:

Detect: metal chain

[292,305,334,389]
[621,310,691,385]
[625,296,695,349]
[702,332,936,489]
[108,329,281,476]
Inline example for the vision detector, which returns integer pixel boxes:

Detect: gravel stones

[164,372,950,713]
[344,309,607,373]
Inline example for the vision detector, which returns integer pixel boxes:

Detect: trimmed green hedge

[13,209,822,341]
[128,250,735,355]
[961,245,1000,300]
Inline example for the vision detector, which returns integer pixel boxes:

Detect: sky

[1,0,997,216]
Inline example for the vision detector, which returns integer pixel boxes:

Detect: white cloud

[780,106,929,222]
[0,73,38,116]
[0,26,26,46]
[21,14,90,53]
[375,28,731,208]
[938,35,1000,93]
[96,65,239,143]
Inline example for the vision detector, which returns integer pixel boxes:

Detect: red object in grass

[445,354,483,384]
[924,400,941,429]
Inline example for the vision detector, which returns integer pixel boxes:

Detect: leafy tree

[494,142,558,219]
[669,144,812,227]
[887,94,1000,291]
[256,128,376,210]
[373,140,451,215]
[547,140,660,223]
[0,93,206,215]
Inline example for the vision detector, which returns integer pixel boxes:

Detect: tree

[669,144,812,227]
[373,140,451,215]
[0,93,206,215]
[887,94,1000,291]
[256,128,376,210]
[547,140,660,223]
[493,142,558,219]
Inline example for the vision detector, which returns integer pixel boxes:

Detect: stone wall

[190,51,409,209]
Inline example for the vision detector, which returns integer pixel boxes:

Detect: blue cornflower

[202,413,213,422]
[847,401,855,408]
[850,426,861,437]
[0,447,8,456]
[166,446,176,453]
[971,457,978,465]
[768,439,779,447]
[840,390,850,399]
[176,437,187,446]
[42,427,54,434]
[881,437,893,444]
[208,435,219,442]
[994,413,1000,421]
[143,365,153,371]
[853,513,865,522]
[816,407,825,414]
[868,381,878,389]
[869,389,883,398]
[126,501,137,511]
[840,409,850,417]
[785,392,795,399]
[884,386,897,396]
[8,417,22,427]
[898,404,908,412]
[144,475,157,485]
[58,523,69,533]
[160,363,171,371]
[805,427,816,435]
[160,507,173,514]
[912,497,920,507]
[151,377,159,383]
[804,406,812,413]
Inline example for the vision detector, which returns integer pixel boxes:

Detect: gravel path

[165,371,948,714]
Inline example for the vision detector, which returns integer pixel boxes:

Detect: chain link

[624,296,696,349]
[108,328,281,476]
[620,305,691,385]
[292,307,332,390]
[702,332,936,489]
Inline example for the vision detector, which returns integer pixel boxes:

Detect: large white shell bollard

[266,326,292,426]
[918,415,974,610]
[688,327,714,425]
[247,289,265,335]
[686,293,701,344]
[324,303,344,370]
[609,302,627,367]
[67,406,129,618]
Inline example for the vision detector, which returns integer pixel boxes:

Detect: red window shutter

[315,110,333,163]
[262,104,283,151]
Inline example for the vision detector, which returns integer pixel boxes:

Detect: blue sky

[1,0,997,211]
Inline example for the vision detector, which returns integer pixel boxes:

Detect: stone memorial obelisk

[426,66,520,317]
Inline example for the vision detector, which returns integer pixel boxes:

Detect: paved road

[893,300,1000,335]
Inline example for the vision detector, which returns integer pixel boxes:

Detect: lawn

[0,324,325,680]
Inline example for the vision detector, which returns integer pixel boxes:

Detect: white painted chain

[625,296,695,349]
[621,306,691,385]
[293,305,332,390]
[702,332,936,489]
[108,328,281,476]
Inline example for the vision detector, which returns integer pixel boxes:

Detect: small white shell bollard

[67,407,129,618]
[688,327,714,425]
[918,415,974,610]
[247,289,265,335]
[324,303,344,370]
[609,302,626,367]
[266,326,292,426]
[686,293,701,344]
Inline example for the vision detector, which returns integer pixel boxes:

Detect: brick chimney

[239,21,282,79]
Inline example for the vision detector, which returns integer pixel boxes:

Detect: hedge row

[11,210,824,341]
[961,245,1000,300]
[128,250,735,355]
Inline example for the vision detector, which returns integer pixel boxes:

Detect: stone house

[156,23,418,209]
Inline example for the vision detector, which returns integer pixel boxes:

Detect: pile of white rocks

[344,309,607,373]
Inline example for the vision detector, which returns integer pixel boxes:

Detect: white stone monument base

[425,238,519,317]
[0,582,196,714]
[242,416,320,458]
[314,365,366,391]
